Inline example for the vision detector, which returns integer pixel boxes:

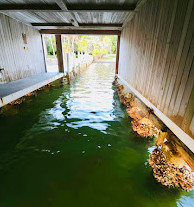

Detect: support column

[66,53,70,84]
[55,35,64,73]
[115,35,120,75]
[66,53,70,74]
[41,34,47,72]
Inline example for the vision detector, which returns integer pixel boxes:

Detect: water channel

[0,63,193,207]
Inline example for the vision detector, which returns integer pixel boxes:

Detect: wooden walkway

[0,72,64,107]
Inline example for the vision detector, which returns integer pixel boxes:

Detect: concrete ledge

[118,75,194,153]
[0,72,64,107]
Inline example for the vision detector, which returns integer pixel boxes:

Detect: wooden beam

[67,3,136,11]
[55,35,64,73]
[32,23,122,28]
[0,9,135,13]
[55,0,79,27]
[55,0,68,12]
[115,35,120,74]
[0,3,135,12]
[0,3,60,10]
[79,23,122,27]
[40,29,121,35]
[32,23,73,27]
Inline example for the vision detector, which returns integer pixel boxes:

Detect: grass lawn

[46,54,57,59]
[103,54,116,59]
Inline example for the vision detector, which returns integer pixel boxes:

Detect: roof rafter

[55,0,79,27]
[67,3,136,11]
[0,3,60,10]
[0,3,135,12]
[40,29,121,35]
[31,23,122,27]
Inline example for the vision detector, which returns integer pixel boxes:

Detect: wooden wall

[0,13,45,82]
[119,0,194,138]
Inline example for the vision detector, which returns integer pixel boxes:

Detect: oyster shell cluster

[131,119,158,137]
[113,78,158,138]
[113,77,194,191]
[149,148,194,191]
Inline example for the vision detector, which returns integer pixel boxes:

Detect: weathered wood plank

[118,0,194,138]
[164,0,193,115]
[159,0,188,112]
[178,58,194,117]
[155,0,179,107]
[0,13,45,82]
[150,0,171,104]
[181,86,194,137]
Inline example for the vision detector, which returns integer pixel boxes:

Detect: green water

[0,63,193,207]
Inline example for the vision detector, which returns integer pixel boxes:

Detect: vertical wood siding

[0,13,45,82]
[119,0,194,138]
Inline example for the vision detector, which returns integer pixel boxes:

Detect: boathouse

[0,0,194,183]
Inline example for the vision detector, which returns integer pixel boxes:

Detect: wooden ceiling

[0,0,141,31]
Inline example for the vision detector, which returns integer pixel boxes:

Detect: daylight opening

[42,35,117,73]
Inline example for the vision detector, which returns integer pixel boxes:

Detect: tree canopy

[44,35,117,58]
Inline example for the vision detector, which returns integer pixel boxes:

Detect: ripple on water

[0,63,193,207]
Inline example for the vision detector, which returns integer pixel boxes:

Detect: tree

[44,35,57,56]
[43,35,117,58]
[49,35,56,57]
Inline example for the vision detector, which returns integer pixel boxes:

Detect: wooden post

[55,35,64,73]
[41,34,47,72]
[115,35,120,75]
[66,53,70,84]
[66,53,70,73]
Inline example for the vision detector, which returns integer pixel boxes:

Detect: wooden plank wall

[0,13,45,82]
[119,0,194,138]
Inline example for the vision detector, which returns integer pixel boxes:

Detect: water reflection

[65,63,116,131]
[0,62,193,207]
